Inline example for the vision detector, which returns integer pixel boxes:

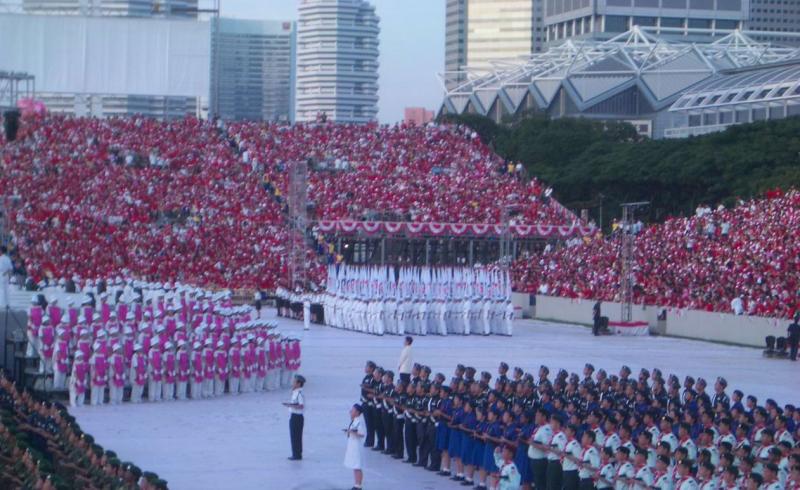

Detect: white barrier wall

[664,308,786,346]
[0,14,210,98]
[532,295,788,347]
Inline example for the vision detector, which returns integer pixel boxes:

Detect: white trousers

[280,369,291,389]
[176,381,188,400]
[229,377,240,395]
[0,278,8,309]
[130,383,145,403]
[69,386,85,407]
[162,382,174,401]
[190,380,203,399]
[214,376,226,396]
[254,375,265,392]
[53,369,67,390]
[108,384,123,405]
[203,378,214,397]
[148,380,162,401]
[90,385,104,405]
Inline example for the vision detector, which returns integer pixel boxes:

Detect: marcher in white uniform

[345,404,367,490]
[303,296,311,331]
[0,246,12,309]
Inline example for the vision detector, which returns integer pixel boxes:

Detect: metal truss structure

[0,71,34,110]
[439,27,800,117]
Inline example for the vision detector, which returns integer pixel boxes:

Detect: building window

[660,17,684,28]
[716,19,738,29]
[633,16,657,26]
[605,15,629,32]
[688,18,712,28]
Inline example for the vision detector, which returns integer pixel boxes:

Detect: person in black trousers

[788,314,800,361]
[283,375,306,461]
[360,361,377,447]
[592,301,602,336]
[393,380,407,459]
[403,382,419,464]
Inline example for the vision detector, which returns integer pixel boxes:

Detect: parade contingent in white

[24,278,302,407]
[322,265,514,336]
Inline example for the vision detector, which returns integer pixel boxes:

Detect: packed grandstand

[1,114,798,319]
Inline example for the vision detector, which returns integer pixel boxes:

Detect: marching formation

[324,265,514,336]
[24,280,301,406]
[358,360,799,490]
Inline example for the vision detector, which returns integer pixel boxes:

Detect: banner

[315,220,595,238]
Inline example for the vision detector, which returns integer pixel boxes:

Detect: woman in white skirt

[344,404,366,490]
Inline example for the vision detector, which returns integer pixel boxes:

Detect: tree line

[440,112,800,227]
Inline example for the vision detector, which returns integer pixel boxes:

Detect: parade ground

[69,312,798,490]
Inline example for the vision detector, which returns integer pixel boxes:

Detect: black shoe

[460,481,473,486]
[437,471,451,476]
[392,455,404,459]
[382,449,393,455]
[287,456,301,461]
[372,446,385,451]
[412,463,426,467]
[450,475,464,481]
[404,459,416,464]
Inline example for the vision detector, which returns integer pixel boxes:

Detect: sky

[220,0,445,123]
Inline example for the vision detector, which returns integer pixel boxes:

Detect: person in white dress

[345,404,367,490]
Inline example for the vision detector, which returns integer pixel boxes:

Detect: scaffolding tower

[286,159,309,290]
[619,201,649,322]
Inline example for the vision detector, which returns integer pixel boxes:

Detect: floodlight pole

[619,201,648,322]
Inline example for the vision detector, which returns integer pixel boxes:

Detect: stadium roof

[439,27,800,115]
[670,60,800,112]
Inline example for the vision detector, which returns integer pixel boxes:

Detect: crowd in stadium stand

[226,121,566,224]
[24,280,300,407]
[0,116,570,293]
[359,360,800,490]
[0,370,166,489]
[0,115,291,290]
[512,190,800,319]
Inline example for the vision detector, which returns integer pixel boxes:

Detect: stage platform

[70,310,797,490]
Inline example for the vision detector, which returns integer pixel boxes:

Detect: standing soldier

[162,341,176,401]
[361,361,378,447]
[130,343,147,403]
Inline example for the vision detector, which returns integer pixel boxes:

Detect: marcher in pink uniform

[203,338,215,397]
[255,337,267,392]
[190,341,204,399]
[89,343,107,406]
[162,341,176,401]
[214,340,228,396]
[108,344,126,405]
[129,343,147,403]
[228,339,242,395]
[69,350,89,407]
[52,328,70,390]
[39,318,55,375]
[148,344,163,402]
[176,340,190,400]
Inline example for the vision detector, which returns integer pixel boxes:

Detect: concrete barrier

[531,294,788,347]
[663,308,785,346]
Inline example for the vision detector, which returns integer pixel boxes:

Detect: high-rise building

[543,0,748,46]
[465,0,538,71]
[746,0,800,47]
[445,0,468,74]
[295,0,380,123]
[23,0,201,119]
[210,18,295,122]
